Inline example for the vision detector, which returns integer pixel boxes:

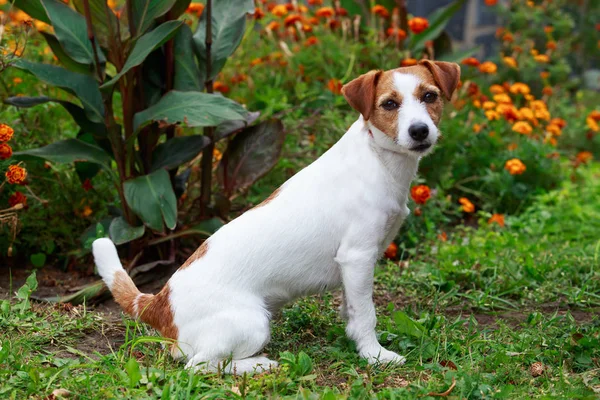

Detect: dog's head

[342,60,460,157]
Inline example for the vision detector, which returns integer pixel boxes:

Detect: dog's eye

[381,99,399,111]
[422,92,438,104]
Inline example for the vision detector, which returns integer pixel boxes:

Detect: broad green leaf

[40,32,92,75]
[173,24,203,91]
[75,131,103,182]
[193,0,254,80]
[440,45,481,63]
[30,253,47,268]
[14,138,112,170]
[170,0,192,18]
[72,0,121,48]
[13,0,50,23]
[41,0,106,65]
[393,311,426,338]
[214,111,260,141]
[151,135,211,171]
[109,217,145,245]
[132,0,177,36]
[13,60,104,122]
[124,169,177,231]
[409,0,466,53]
[217,119,285,195]
[125,358,142,387]
[133,91,246,132]
[101,20,183,88]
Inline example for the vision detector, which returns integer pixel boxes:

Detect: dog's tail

[92,238,177,341]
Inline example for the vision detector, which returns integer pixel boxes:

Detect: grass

[1,165,599,399]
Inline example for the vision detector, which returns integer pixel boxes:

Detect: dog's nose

[408,123,429,141]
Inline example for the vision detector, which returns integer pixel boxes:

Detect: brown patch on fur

[369,70,403,140]
[341,70,381,120]
[418,60,461,100]
[112,271,140,315]
[178,240,209,270]
[414,82,444,125]
[254,187,281,209]
[137,284,178,342]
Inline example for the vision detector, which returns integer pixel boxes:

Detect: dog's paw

[361,347,406,366]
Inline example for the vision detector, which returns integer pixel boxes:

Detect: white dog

[93,60,460,374]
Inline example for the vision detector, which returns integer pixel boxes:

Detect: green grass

[1,166,599,399]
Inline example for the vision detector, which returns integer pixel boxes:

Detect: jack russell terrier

[93,60,460,374]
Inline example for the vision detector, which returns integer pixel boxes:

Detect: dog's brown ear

[341,70,382,120]
[419,60,461,100]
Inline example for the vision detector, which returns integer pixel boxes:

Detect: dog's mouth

[410,143,432,153]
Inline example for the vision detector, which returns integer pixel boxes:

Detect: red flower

[384,242,398,259]
[411,185,431,204]
[371,5,389,18]
[461,57,480,67]
[408,17,429,34]
[6,165,27,185]
[0,143,12,160]
[213,81,230,94]
[304,36,319,46]
[8,191,27,208]
[82,178,93,192]
[386,28,407,40]
[327,78,342,95]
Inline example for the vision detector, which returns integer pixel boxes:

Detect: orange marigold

[505,158,526,175]
[8,191,27,208]
[213,81,230,94]
[489,84,505,94]
[5,164,27,184]
[587,117,599,132]
[250,57,263,66]
[461,57,480,67]
[186,2,204,17]
[336,7,348,16]
[546,40,557,50]
[544,26,553,34]
[284,14,302,26]
[493,93,511,103]
[384,242,398,259]
[540,71,550,79]
[386,28,407,40]
[534,54,550,63]
[315,6,334,18]
[401,58,418,67]
[546,123,562,136]
[459,197,475,213]
[371,5,389,18]
[266,21,280,31]
[0,143,12,160]
[588,110,600,122]
[485,0,498,5]
[308,0,323,4]
[485,110,500,121]
[271,4,288,16]
[510,82,530,95]
[488,213,505,227]
[503,56,517,68]
[542,86,553,96]
[327,78,343,95]
[512,121,533,135]
[502,32,514,42]
[411,185,431,205]
[483,101,496,110]
[408,17,429,34]
[254,7,265,19]
[479,61,497,74]
[0,123,14,142]
[575,151,593,165]
[550,118,566,128]
[304,36,318,46]
[507,142,518,151]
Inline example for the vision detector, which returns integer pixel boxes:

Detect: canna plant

[4,0,285,253]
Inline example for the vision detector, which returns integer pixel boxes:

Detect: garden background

[0,0,599,398]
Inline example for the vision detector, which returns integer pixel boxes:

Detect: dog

[93,60,460,374]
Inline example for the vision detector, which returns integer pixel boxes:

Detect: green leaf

[13,139,112,170]
[169,0,192,18]
[439,46,481,63]
[30,253,47,268]
[409,0,466,53]
[13,60,104,122]
[40,32,92,75]
[193,0,254,80]
[173,24,203,91]
[151,135,211,171]
[41,0,106,65]
[72,0,121,48]
[101,20,183,88]
[125,357,142,387]
[393,311,426,339]
[132,0,177,36]
[214,111,260,142]
[13,0,50,24]
[109,217,145,245]
[133,90,246,132]
[26,272,39,292]
[124,169,177,231]
[218,119,285,196]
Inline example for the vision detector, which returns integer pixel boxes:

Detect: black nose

[408,123,429,141]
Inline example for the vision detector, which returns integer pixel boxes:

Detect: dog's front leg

[336,248,406,365]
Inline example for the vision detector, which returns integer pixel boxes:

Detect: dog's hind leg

[185,355,278,374]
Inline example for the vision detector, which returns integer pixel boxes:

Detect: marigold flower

[301,24,313,32]
[489,84,504,94]
[297,5,309,13]
[544,26,553,34]
[401,58,418,67]
[250,57,263,66]
[546,123,562,136]
[488,213,505,227]
[575,151,593,165]
[546,40,557,50]
[479,61,497,74]
[485,110,500,121]
[308,0,323,5]
[8,191,27,208]
[540,71,550,79]
[386,28,407,40]
[482,101,496,110]
[336,7,348,16]
[507,142,518,151]
[461,57,480,67]
[438,231,448,241]
[510,82,530,95]
[408,17,429,33]
[500,105,520,122]
[502,32,513,42]
[266,21,280,31]
[186,3,204,17]
[5,164,27,184]
[534,54,550,63]
[304,36,318,46]
[505,158,526,175]
[0,123,14,142]
[512,121,533,135]
[315,6,334,18]
[0,143,12,160]
[550,118,566,128]
[503,56,517,68]
[411,185,431,204]
[493,93,511,104]
[459,197,475,213]
[82,205,93,217]
[519,107,535,122]
[284,14,302,26]
[254,7,265,19]
[485,0,498,5]
[384,242,398,259]
[587,117,599,132]
[271,4,288,16]
[588,110,600,122]
[473,123,482,133]
[213,81,230,94]
[371,5,389,18]
[327,78,343,95]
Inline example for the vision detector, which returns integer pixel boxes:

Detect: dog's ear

[341,70,382,120]
[419,60,461,101]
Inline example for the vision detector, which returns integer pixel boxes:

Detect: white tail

[92,238,125,290]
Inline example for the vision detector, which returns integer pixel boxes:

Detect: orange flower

[266,21,280,31]
[479,61,497,74]
[482,101,495,110]
[546,41,557,50]
[297,4,309,13]
[411,185,431,205]
[308,0,323,4]
[327,78,342,95]
[250,57,263,66]
[510,82,530,95]
[271,4,288,16]
[544,26,553,34]
[550,118,566,128]
[587,117,599,132]
[534,54,550,63]
[541,86,553,96]
[304,36,318,46]
[473,123,482,133]
[13,77,22,84]
[401,58,418,67]
[502,32,513,42]
[493,93,511,103]
[459,197,475,213]
[254,8,265,19]
[575,151,593,165]
[230,73,248,84]
[485,0,498,5]
[386,28,407,40]
[503,56,517,68]
[384,242,398,259]
[408,17,429,34]
[371,5,389,18]
[504,158,526,175]
[507,142,518,151]
[8,191,27,208]
[540,71,550,79]
[315,7,334,18]
[461,57,480,67]
[213,81,230,94]
[186,2,204,17]
[488,214,505,227]
[5,164,27,184]
[438,231,448,242]
[588,110,600,122]
[0,143,12,160]
[489,84,505,94]
[0,123,14,142]
[284,13,302,26]
[512,121,533,135]
[301,23,313,32]
[546,123,562,136]
[485,110,500,121]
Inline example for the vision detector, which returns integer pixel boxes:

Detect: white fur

[95,71,440,373]
[93,238,123,290]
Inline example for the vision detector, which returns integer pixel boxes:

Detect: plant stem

[82,0,104,83]
[200,0,214,217]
